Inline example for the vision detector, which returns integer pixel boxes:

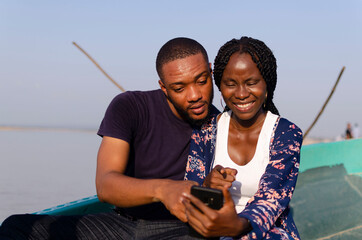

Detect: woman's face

[220,53,267,124]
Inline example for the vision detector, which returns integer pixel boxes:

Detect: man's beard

[168,91,214,127]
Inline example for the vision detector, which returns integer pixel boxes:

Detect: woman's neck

[230,109,267,132]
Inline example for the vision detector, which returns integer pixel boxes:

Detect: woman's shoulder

[216,110,231,123]
[272,116,303,146]
[276,117,302,133]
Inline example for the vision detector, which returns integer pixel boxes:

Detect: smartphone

[190,186,223,210]
[189,186,223,238]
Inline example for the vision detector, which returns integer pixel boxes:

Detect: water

[0,129,101,223]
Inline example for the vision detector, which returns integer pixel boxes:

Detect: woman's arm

[238,118,303,239]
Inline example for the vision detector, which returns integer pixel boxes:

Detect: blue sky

[1,0,361,138]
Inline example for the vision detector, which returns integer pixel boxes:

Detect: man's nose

[187,86,202,102]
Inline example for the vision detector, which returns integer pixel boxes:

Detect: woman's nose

[235,85,249,99]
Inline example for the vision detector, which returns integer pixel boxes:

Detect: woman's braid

[214,37,279,115]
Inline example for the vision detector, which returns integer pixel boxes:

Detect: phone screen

[190,186,223,210]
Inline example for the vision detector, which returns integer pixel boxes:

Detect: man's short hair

[156,37,209,80]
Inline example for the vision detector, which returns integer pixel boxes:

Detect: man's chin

[186,112,210,127]
[169,98,212,126]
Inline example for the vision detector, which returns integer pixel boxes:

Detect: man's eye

[174,87,184,93]
[198,79,207,85]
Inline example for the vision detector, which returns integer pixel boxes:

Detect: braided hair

[213,37,279,115]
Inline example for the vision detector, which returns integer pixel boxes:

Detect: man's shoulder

[114,89,162,99]
[111,89,163,105]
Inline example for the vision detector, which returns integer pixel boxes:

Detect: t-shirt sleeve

[97,92,139,143]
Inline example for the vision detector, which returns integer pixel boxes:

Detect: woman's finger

[222,186,235,208]
[223,167,238,177]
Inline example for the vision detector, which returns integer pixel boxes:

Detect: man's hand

[203,165,237,190]
[156,180,198,222]
[181,186,251,237]
[97,136,197,217]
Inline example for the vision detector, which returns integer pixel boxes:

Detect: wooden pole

[304,66,345,138]
[72,42,125,92]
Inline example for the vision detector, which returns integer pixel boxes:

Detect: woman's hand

[203,165,237,190]
[181,186,250,238]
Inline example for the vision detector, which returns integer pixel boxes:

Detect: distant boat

[29,138,362,239]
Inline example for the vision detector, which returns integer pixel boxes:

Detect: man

[346,122,353,139]
[0,37,218,239]
[95,37,217,237]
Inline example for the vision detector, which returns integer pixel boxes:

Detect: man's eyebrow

[169,71,210,87]
[169,82,185,87]
[194,71,209,81]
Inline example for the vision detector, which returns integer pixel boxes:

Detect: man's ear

[158,80,168,97]
[209,62,213,74]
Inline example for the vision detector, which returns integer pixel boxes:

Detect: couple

[0,37,302,240]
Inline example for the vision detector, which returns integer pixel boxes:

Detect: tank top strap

[214,111,232,157]
[254,111,279,159]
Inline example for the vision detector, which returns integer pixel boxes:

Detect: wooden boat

[32,138,362,239]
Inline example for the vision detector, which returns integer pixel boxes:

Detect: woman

[183,37,303,239]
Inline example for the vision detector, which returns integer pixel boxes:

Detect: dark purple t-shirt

[97,89,193,219]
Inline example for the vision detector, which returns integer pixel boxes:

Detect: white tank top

[212,110,278,213]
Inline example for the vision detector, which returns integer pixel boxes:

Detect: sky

[1,0,361,139]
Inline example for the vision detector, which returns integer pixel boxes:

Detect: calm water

[0,130,101,223]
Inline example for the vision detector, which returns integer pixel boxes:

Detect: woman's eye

[224,82,235,87]
[246,80,259,86]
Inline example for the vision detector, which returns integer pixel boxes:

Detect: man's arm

[96,136,197,222]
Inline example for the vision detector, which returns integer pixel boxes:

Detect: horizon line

[0,125,97,133]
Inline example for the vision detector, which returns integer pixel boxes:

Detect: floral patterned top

[185,114,303,239]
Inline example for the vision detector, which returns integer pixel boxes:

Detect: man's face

[159,53,213,125]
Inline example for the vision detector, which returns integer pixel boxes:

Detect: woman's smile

[220,53,267,125]
[233,101,255,112]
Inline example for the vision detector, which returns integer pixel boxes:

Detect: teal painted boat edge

[24,139,361,218]
[300,138,362,175]
[33,195,114,215]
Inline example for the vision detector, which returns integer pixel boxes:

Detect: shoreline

[0,126,96,133]
[1,126,353,145]
[303,137,333,145]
